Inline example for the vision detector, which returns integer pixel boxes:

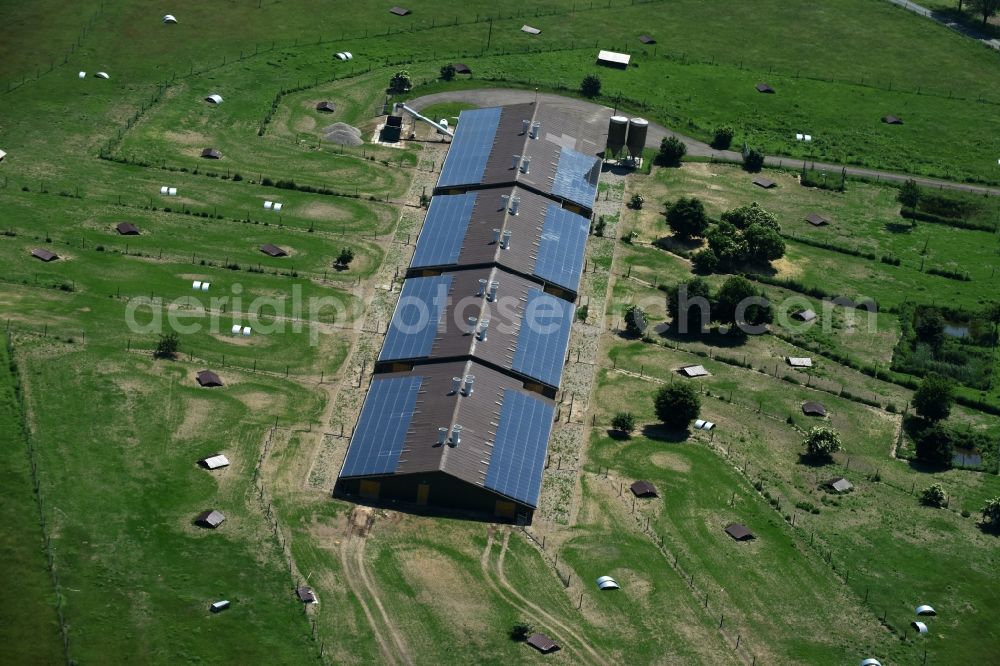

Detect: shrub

[803,426,843,461]
[691,248,719,274]
[654,383,701,429]
[232,172,243,182]
[261,177,274,186]
[624,305,647,336]
[915,423,955,466]
[628,193,644,210]
[580,74,602,98]
[510,622,534,642]
[665,197,709,238]
[611,412,637,435]
[912,374,955,422]
[389,70,413,92]
[711,125,734,150]
[154,333,179,359]
[920,483,947,507]
[592,216,607,237]
[655,136,686,167]
[898,179,920,209]
[984,497,1000,525]
[742,147,765,172]
[336,247,355,268]
[439,63,456,81]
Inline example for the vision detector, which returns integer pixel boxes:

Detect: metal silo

[626,118,648,159]
[606,115,629,158]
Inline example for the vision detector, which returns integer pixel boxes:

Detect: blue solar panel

[379,275,453,362]
[512,289,574,387]
[411,192,477,268]
[484,389,555,507]
[340,376,423,477]
[534,204,590,293]
[437,107,503,188]
[551,147,600,208]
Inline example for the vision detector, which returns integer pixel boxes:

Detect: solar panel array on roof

[534,204,590,293]
[484,390,555,506]
[379,275,453,362]
[437,107,502,187]
[337,102,602,520]
[411,192,477,267]
[552,147,601,208]
[512,289,574,388]
[340,375,423,477]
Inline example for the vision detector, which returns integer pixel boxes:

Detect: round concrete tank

[607,116,629,157]
[626,118,648,159]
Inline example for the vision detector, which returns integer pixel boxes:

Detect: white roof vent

[449,424,462,446]
[501,230,512,250]
[466,316,478,334]
[491,228,501,244]
[511,154,521,170]
[451,377,462,394]
[477,320,490,342]
[477,278,488,297]
[520,156,531,174]
[438,427,449,445]
[521,119,530,134]
[509,196,521,215]
[529,121,541,139]
[462,375,475,395]
[488,281,499,302]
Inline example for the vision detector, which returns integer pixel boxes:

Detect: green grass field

[2,0,999,663]
[0,342,64,665]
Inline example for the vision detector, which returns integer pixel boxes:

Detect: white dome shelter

[95,72,110,79]
[915,605,936,616]
[205,94,223,104]
[163,14,177,24]
[595,576,620,590]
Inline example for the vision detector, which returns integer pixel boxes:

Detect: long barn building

[334,101,603,523]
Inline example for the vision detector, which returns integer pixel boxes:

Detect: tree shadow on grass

[658,326,749,349]
[797,453,835,468]
[906,458,952,474]
[654,235,704,254]
[607,429,632,442]
[976,521,1000,537]
[885,221,915,234]
[641,423,690,443]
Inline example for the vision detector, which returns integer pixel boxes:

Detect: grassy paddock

[589,338,1000,664]
[0,342,64,664]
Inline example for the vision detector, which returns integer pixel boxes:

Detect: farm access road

[409,89,1000,196]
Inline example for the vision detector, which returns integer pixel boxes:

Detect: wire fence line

[6,334,73,664]
[251,428,329,665]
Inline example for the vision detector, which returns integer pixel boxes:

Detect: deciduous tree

[654,383,701,429]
